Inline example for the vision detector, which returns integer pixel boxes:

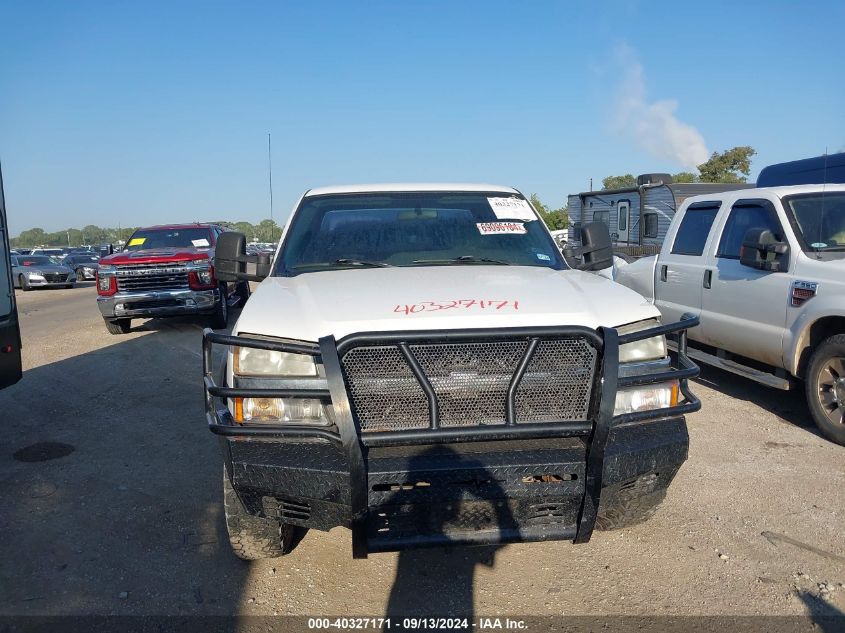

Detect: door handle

[660,265,667,282]
[703,269,712,289]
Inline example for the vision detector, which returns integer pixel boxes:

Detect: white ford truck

[614,184,845,445]
[202,184,700,560]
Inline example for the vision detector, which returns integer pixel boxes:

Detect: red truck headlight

[96,267,117,296]
[188,259,216,289]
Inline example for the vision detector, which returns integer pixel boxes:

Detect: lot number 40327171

[393,299,520,315]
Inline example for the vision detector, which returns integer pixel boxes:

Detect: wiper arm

[411,255,511,265]
[293,259,393,270]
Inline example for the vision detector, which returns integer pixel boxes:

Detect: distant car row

[10,252,102,290]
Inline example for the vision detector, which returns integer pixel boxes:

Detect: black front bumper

[204,320,700,558]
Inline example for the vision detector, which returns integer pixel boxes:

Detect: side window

[592,210,609,225]
[717,202,782,259]
[643,213,659,238]
[670,205,720,256]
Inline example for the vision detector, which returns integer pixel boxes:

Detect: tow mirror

[739,228,789,273]
[215,232,271,282]
[578,222,614,271]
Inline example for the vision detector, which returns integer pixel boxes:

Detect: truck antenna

[268,133,274,243]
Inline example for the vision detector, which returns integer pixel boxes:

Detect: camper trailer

[568,174,751,256]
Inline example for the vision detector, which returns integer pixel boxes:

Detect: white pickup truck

[615,184,845,445]
[200,183,700,560]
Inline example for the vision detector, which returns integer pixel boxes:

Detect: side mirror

[739,228,789,272]
[578,221,614,271]
[215,232,271,282]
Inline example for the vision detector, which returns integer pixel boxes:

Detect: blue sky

[1,0,842,236]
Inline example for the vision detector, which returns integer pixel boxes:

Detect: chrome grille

[114,262,190,292]
[341,337,599,432]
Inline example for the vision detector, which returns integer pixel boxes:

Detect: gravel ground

[0,284,843,619]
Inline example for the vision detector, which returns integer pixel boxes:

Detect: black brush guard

[203,318,700,557]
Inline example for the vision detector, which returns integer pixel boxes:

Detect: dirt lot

[0,283,843,619]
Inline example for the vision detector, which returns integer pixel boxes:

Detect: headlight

[28,272,44,279]
[99,264,114,272]
[614,381,679,415]
[236,397,326,423]
[617,319,667,363]
[233,345,318,376]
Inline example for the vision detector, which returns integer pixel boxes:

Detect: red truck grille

[114,262,190,292]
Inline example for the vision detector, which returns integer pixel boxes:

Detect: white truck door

[616,200,630,244]
[699,197,793,367]
[654,201,722,337]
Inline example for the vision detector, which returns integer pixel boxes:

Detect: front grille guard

[202,317,700,553]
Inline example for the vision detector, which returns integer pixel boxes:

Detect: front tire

[236,280,251,306]
[805,335,845,445]
[223,467,301,560]
[19,275,31,291]
[208,284,229,329]
[104,318,132,335]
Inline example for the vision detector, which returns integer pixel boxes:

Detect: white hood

[234,266,658,343]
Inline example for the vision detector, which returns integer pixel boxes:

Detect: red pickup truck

[96,223,251,334]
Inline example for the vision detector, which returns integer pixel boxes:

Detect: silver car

[63,254,100,281]
[11,255,77,290]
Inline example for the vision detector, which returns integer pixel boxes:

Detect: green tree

[232,221,256,240]
[697,146,756,183]
[529,194,569,230]
[601,174,637,190]
[672,171,698,183]
[255,219,281,243]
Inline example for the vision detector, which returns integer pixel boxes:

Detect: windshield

[784,192,845,253]
[123,228,213,251]
[70,256,99,264]
[17,256,56,266]
[276,191,565,275]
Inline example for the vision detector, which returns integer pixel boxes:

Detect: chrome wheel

[816,357,845,426]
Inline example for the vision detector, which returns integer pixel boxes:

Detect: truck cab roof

[304,183,520,197]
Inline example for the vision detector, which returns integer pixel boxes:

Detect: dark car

[11,255,76,290]
[63,254,100,281]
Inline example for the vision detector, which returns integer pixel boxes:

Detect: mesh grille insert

[341,336,599,432]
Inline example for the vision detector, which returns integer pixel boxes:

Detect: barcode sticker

[487,197,536,221]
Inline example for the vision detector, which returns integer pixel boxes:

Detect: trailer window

[643,213,659,238]
[671,205,719,256]
[592,210,609,225]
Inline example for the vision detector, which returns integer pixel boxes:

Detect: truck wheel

[19,275,31,292]
[208,284,229,330]
[223,468,302,560]
[805,335,845,446]
[104,318,132,335]
[236,280,251,306]
[595,476,667,530]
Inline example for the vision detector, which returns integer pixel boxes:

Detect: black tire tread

[223,469,296,560]
[104,318,131,335]
[596,479,668,531]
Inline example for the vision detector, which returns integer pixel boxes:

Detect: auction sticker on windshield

[476,222,526,235]
[394,299,519,315]
[487,197,535,221]
[128,237,146,246]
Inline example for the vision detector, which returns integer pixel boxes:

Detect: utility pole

[268,133,274,243]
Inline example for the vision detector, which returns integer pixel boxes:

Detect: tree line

[10,219,283,248]
[12,147,753,248]
[10,205,572,248]
[600,146,756,190]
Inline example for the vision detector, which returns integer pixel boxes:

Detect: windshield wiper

[293,259,393,270]
[411,255,512,266]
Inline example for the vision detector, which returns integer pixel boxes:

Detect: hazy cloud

[611,44,709,170]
